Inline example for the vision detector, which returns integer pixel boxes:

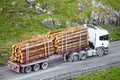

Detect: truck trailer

[8,24,109,73]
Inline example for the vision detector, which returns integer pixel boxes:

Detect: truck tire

[81,54,87,60]
[72,55,79,62]
[96,48,104,57]
[25,66,32,73]
[41,62,48,70]
[33,64,40,71]
[78,50,87,60]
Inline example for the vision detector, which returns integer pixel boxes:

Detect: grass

[76,66,120,80]
[0,0,120,65]
[102,25,120,41]
[100,0,120,10]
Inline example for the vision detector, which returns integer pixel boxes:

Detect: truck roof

[84,24,109,36]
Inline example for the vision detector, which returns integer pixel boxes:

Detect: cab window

[100,35,109,40]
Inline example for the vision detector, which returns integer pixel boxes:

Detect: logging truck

[8,24,109,73]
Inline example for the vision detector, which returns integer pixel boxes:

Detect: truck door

[98,34,109,48]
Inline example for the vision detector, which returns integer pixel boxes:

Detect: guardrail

[42,60,120,80]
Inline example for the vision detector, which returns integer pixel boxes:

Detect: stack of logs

[11,35,54,63]
[11,25,88,64]
[47,25,88,54]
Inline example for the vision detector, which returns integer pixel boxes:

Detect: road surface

[0,41,120,80]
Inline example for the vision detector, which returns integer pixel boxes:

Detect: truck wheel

[33,64,40,71]
[81,54,87,60]
[72,55,79,62]
[96,48,104,57]
[25,66,32,73]
[41,62,48,70]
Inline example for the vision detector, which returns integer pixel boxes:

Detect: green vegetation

[102,25,120,41]
[0,0,120,65]
[76,66,120,80]
[100,0,120,10]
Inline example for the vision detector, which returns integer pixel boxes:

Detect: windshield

[99,35,109,40]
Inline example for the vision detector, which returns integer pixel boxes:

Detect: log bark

[19,52,54,63]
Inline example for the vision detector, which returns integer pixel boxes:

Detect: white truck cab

[84,24,109,56]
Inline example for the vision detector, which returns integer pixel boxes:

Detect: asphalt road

[0,41,120,80]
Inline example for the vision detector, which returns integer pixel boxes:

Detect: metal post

[79,33,81,49]
[44,39,47,58]
[47,39,50,57]
[26,43,29,63]
[66,34,67,52]
[62,36,63,54]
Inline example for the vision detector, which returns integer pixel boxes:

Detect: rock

[77,2,84,14]
[103,18,109,25]
[42,18,61,28]
[97,17,102,25]
[66,21,71,27]
[109,16,114,25]
[108,27,115,32]
[118,11,120,25]
[11,1,18,7]
[74,18,86,25]
[90,11,99,25]
[16,12,23,16]
[0,8,3,13]
[92,19,98,26]
[112,11,120,25]
[35,3,46,14]
[94,12,98,20]
[108,16,116,25]
[109,15,114,23]
[26,0,37,8]
[119,11,120,16]
[91,0,106,9]
[47,11,54,16]
[26,0,36,4]
[54,21,61,28]
[75,18,89,24]
[42,19,54,28]
[90,11,95,19]
[92,0,97,7]
[112,11,118,16]
[113,17,117,25]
